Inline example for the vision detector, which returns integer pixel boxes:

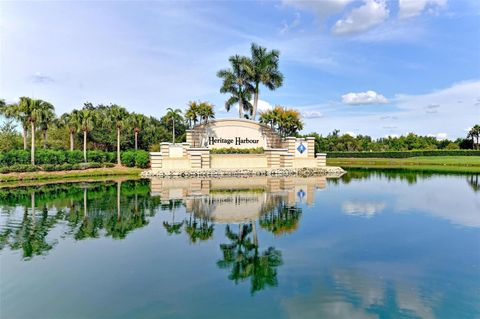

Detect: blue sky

[1,0,479,139]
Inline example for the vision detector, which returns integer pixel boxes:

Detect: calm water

[0,171,479,319]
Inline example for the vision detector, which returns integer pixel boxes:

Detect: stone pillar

[316,153,327,167]
[280,153,294,168]
[160,143,170,157]
[306,137,315,158]
[265,149,284,168]
[188,148,210,169]
[181,143,190,158]
[186,130,193,145]
[150,152,162,170]
[285,137,296,155]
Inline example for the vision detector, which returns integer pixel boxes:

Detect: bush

[327,150,480,158]
[0,150,30,166]
[121,151,136,167]
[134,150,150,168]
[210,147,264,154]
[65,150,84,164]
[0,164,39,174]
[36,150,66,165]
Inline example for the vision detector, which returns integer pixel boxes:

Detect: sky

[1,0,479,139]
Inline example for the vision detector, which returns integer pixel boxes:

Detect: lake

[0,170,479,319]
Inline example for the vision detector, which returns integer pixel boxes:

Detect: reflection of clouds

[342,201,386,218]
[282,267,436,319]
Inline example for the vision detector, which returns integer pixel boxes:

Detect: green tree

[0,100,30,150]
[165,108,182,143]
[197,102,215,124]
[76,109,96,162]
[468,125,480,150]
[246,43,284,121]
[218,55,254,119]
[185,101,200,128]
[129,113,147,150]
[59,111,79,151]
[109,105,129,164]
[259,106,303,137]
[38,106,56,149]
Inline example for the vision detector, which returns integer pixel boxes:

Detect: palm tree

[19,97,55,164]
[259,106,303,137]
[165,107,182,143]
[38,106,56,149]
[77,109,96,163]
[468,125,480,149]
[0,100,30,150]
[247,43,284,121]
[185,101,200,128]
[198,102,215,124]
[60,111,79,151]
[109,105,129,165]
[217,55,254,119]
[129,113,146,150]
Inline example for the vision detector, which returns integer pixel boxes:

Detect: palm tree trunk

[117,127,121,165]
[252,84,259,121]
[172,120,175,144]
[83,130,87,163]
[239,99,243,119]
[252,221,258,247]
[31,122,35,165]
[23,126,28,150]
[134,131,138,151]
[70,131,74,151]
[43,130,47,149]
[83,188,88,219]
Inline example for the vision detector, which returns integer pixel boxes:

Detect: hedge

[0,162,115,174]
[0,150,149,170]
[327,150,480,158]
[210,147,264,154]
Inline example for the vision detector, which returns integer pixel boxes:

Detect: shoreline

[141,166,346,178]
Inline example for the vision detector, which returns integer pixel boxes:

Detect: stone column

[265,149,284,168]
[306,137,315,158]
[285,137,296,155]
[186,130,193,145]
[150,152,163,170]
[160,143,170,157]
[280,153,294,168]
[316,153,327,167]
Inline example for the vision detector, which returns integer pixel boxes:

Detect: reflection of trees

[162,199,184,235]
[217,224,283,295]
[185,215,214,243]
[467,174,479,192]
[366,282,421,319]
[260,204,302,236]
[0,180,161,259]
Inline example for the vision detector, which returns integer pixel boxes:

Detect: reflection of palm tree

[467,174,479,192]
[217,224,283,294]
[185,214,214,243]
[163,200,184,235]
[259,203,302,236]
[366,281,419,319]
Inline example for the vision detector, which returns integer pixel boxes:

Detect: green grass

[327,156,480,173]
[0,167,143,184]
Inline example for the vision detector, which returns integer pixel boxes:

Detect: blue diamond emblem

[297,189,305,199]
[297,143,306,154]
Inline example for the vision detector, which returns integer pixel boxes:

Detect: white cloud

[398,0,447,19]
[331,0,389,35]
[344,131,357,137]
[280,12,301,34]
[302,111,323,119]
[342,90,389,105]
[342,200,386,217]
[427,132,447,140]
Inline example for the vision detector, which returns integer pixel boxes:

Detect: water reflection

[0,171,478,319]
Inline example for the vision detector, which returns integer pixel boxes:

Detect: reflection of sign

[297,142,306,154]
[208,136,260,146]
[297,189,305,200]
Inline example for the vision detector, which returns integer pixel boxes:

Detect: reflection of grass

[0,167,142,184]
[328,156,480,173]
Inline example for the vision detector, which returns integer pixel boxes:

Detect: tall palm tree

[109,105,129,165]
[247,43,284,121]
[166,107,182,143]
[217,55,254,119]
[60,111,79,151]
[77,109,96,163]
[129,113,146,150]
[19,97,55,165]
[0,100,30,150]
[185,101,200,128]
[198,102,215,124]
[468,125,480,149]
[38,106,56,149]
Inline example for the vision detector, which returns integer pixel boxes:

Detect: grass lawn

[0,166,143,184]
[327,156,480,173]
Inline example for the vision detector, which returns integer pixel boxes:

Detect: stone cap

[316,153,327,156]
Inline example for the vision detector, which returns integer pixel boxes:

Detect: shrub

[65,150,84,164]
[0,164,39,174]
[121,151,136,167]
[0,150,30,166]
[134,150,150,168]
[87,151,108,163]
[36,150,66,165]
[326,150,480,158]
[210,147,264,154]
